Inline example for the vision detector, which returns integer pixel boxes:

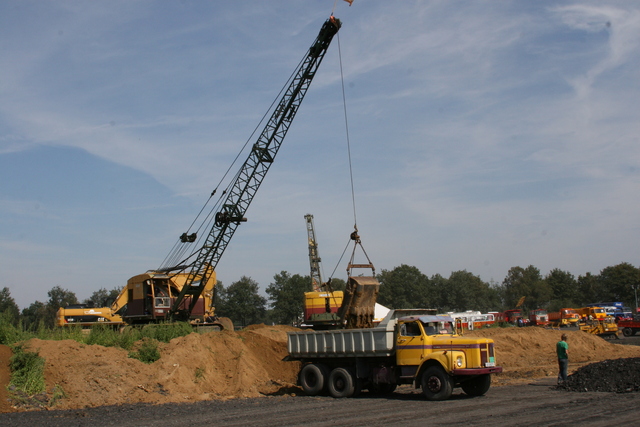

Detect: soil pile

[560,358,640,393]
[465,327,640,385]
[1,325,640,412]
[8,325,301,411]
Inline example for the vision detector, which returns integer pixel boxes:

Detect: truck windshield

[422,321,453,335]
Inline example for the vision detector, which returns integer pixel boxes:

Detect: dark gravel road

[2,378,639,427]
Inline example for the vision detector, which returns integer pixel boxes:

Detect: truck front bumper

[452,366,503,375]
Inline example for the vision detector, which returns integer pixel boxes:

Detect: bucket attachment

[338,276,380,329]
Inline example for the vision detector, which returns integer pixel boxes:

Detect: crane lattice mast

[305,214,323,292]
[168,17,342,319]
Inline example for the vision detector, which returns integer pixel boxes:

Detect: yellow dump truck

[576,306,607,321]
[288,309,502,401]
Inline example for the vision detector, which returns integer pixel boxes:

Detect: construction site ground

[2,325,640,426]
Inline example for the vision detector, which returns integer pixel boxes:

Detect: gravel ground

[2,377,640,427]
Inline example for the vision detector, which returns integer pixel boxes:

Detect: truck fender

[414,351,465,387]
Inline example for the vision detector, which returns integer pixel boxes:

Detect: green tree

[21,301,48,331]
[598,262,639,305]
[0,287,20,325]
[45,286,78,328]
[501,265,552,312]
[429,273,449,310]
[444,270,499,312]
[84,287,121,307]
[576,272,601,307]
[545,268,578,308]
[325,277,346,292]
[216,276,266,328]
[266,271,310,325]
[377,265,432,309]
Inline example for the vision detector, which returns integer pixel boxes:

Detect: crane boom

[305,214,323,292]
[169,17,342,319]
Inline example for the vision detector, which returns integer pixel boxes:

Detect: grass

[1,320,194,349]
[128,338,161,364]
[8,344,46,396]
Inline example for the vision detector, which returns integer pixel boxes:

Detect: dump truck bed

[288,327,395,358]
[288,309,439,359]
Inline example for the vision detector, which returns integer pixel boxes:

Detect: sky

[1,1,639,310]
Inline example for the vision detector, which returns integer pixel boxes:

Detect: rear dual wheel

[299,363,329,396]
[327,367,362,398]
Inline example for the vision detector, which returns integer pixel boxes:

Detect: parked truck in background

[617,318,640,337]
[586,302,632,320]
[548,308,580,327]
[528,309,549,326]
[287,309,502,401]
[576,306,607,321]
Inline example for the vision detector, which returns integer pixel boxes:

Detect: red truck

[618,318,640,337]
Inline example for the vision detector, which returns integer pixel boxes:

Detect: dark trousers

[558,358,568,383]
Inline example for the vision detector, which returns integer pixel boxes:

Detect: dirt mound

[15,325,300,411]
[0,345,13,413]
[560,358,640,393]
[466,327,640,384]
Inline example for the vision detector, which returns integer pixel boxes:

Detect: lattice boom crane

[168,17,342,320]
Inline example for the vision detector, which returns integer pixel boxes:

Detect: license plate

[485,362,495,367]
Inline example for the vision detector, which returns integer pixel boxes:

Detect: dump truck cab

[395,315,500,399]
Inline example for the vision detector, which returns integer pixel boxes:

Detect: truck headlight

[456,356,463,367]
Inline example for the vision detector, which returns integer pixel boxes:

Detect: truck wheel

[328,367,355,398]
[461,374,491,396]
[299,363,328,396]
[421,366,453,401]
[623,328,633,337]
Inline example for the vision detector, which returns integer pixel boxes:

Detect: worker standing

[556,333,569,384]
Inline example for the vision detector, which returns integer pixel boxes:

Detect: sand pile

[7,325,300,411]
[2,325,640,412]
[466,327,640,384]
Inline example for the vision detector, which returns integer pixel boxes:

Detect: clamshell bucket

[338,276,380,329]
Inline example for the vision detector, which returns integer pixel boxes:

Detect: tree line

[1,262,638,329]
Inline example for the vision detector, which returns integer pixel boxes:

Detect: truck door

[396,321,425,367]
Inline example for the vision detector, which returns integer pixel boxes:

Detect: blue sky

[2,1,639,309]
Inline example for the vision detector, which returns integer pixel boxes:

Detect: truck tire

[461,374,491,396]
[328,367,355,398]
[421,366,453,401]
[299,363,328,396]
[623,327,633,337]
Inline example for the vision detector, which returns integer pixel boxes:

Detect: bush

[0,313,26,345]
[129,338,161,364]
[139,322,193,343]
[86,324,126,348]
[9,345,46,396]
